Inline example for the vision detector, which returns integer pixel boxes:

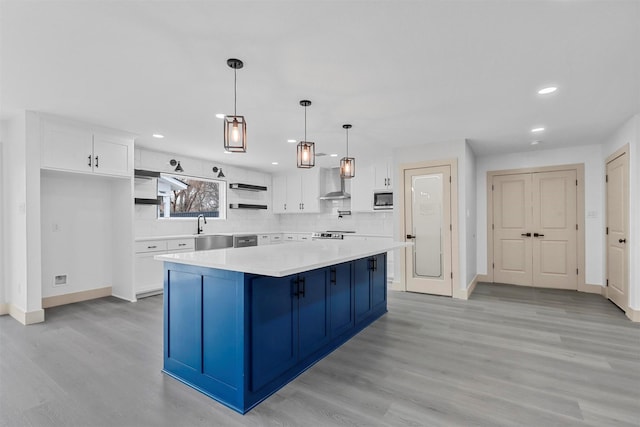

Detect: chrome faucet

[197,214,207,234]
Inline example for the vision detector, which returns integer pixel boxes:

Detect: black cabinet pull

[330,268,336,285]
[534,233,545,237]
[406,234,416,239]
[95,155,99,168]
[292,278,299,297]
[619,238,626,243]
[88,155,92,167]
[374,257,378,271]
[299,277,306,298]
[521,233,531,237]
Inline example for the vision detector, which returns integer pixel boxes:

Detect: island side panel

[163,262,247,413]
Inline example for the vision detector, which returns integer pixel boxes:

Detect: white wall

[393,139,472,290]
[475,144,604,285]
[40,172,117,298]
[134,148,279,237]
[465,141,477,285]
[602,113,639,311]
[0,136,5,310]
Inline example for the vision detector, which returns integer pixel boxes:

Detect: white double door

[493,170,578,289]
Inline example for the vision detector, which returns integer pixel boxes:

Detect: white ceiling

[1,1,639,172]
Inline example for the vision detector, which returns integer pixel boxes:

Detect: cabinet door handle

[147,245,157,249]
[284,203,286,210]
[406,234,416,239]
[619,238,626,243]
[95,155,99,168]
[292,278,299,297]
[178,243,186,247]
[521,233,531,237]
[330,268,336,285]
[299,276,305,298]
[534,233,545,237]
[88,155,92,167]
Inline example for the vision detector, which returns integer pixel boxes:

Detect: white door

[404,165,452,296]
[532,170,577,289]
[606,153,629,311]
[92,134,131,177]
[493,173,533,286]
[493,169,578,289]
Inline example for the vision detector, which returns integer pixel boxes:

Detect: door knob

[619,238,626,243]
[406,234,416,239]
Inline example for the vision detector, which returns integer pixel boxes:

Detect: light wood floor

[1,283,639,426]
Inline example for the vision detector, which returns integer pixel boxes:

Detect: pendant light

[223,58,247,153]
[296,100,315,168]
[340,124,355,178]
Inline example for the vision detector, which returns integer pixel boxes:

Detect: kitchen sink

[195,234,234,251]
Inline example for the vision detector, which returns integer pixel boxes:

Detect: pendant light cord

[234,69,237,116]
[304,105,307,142]
[345,127,349,157]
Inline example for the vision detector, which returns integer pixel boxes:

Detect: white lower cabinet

[135,238,194,296]
[258,234,271,246]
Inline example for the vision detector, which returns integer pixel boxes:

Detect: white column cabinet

[351,164,375,212]
[273,169,321,213]
[41,118,133,177]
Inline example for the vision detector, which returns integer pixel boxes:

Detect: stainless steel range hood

[319,169,351,200]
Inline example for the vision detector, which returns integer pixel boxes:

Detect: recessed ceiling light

[287,139,297,143]
[152,134,164,139]
[271,162,279,165]
[538,86,557,95]
[531,140,541,145]
[330,153,338,157]
[531,127,545,133]
[215,113,225,119]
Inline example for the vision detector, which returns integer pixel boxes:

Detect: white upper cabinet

[351,158,393,212]
[373,159,393,190]
[273,168,321,213]
[272,175,288,213]
[92,133,132,176]
[41,116,133,177]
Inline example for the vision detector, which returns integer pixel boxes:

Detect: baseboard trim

[581,283,604,294]
[42,286,112,309]
[389,280,404,292]
[452,275,479,300]
[477,274,491,283]
[626,307,640,322]
[8,304,45,325]
[0,303,9,315]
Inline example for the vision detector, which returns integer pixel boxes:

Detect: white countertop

[136,231,392,242]
[155,240,409,277]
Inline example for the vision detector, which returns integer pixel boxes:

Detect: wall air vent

[229,183,268,192]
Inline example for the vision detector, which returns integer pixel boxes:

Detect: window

[157,174,226,219]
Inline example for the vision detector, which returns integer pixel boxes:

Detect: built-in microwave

[373,191,393,210]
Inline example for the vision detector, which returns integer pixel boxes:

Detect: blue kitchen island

[156,240,408,414]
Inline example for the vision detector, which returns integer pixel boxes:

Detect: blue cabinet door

[354,257,372,323]
[298,268,330,360]
[329,262,354,337]
[371,253,387,310]
[250,275,298,392]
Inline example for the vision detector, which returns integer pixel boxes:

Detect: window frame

[157,173,227,220]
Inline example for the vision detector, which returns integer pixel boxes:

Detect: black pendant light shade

[340,124,355,178]
[224,58,247,153]
[297,100,315,168]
